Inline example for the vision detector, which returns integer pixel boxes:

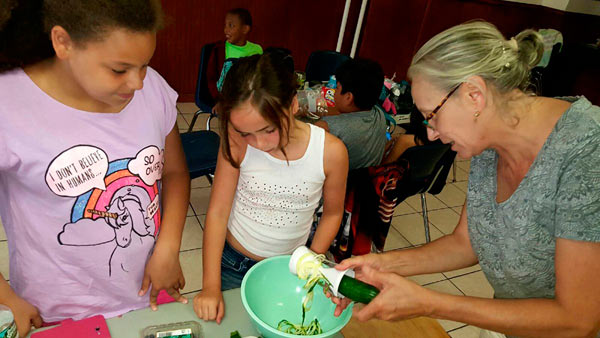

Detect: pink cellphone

[31,315,111,337]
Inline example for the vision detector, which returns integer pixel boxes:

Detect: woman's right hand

[193,287,225,324]
[3,292,42,337]
[336,253,387,279]
[326,253,387,316]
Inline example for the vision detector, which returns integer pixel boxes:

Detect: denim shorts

[221,241,258,290]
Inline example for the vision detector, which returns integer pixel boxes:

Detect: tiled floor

[0,102,493,338]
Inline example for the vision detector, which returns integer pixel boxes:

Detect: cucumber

[338,275,380,304]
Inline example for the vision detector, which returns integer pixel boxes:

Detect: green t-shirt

[225,41,263,59]
[467,97,600,337]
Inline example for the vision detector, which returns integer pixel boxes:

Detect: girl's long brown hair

[219,53,297,168]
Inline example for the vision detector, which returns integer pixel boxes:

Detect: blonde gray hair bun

[408,20,544,93]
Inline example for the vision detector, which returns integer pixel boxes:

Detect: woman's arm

[310,133,348,254]
[429,238,600,337]
[354,238,600,338]
[140,126,190,309]
[330,203,479,315]
[354,203,479,276]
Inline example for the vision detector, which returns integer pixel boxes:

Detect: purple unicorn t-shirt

[0,67,177,322]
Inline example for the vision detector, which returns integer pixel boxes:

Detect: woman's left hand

[139,243,187,310]
[352,266,434,322]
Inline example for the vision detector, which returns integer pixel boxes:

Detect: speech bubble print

[46,145,109,197]
[128,146,164,186]
[146,194,160,220]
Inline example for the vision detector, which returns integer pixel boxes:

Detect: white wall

[503,0,600,16]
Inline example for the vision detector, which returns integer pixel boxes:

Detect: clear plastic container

[0,305,17,338]
[297,89,327,119]
[141,321,202,338]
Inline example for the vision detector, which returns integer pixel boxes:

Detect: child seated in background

[207,8,263,100]
[315,58,387,170]
[380,109,431,164]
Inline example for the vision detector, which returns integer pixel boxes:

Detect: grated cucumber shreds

[277,253,331,336]
[277,318,322,335]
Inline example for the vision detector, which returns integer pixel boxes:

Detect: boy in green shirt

[224,8,262,58]
[207,8,263,99]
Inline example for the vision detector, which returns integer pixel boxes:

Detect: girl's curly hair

[0,0,164,73]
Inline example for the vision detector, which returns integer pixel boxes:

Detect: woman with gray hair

[329,21,600,338]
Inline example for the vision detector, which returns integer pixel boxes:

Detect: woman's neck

[487,96,568,171]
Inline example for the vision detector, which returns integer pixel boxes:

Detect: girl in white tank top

[194,54,348,323]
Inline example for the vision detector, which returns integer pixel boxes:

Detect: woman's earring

[474,111,481,118]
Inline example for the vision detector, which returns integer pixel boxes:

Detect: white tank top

[228,124,326,257]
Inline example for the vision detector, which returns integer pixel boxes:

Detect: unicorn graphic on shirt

[58,185,156,276]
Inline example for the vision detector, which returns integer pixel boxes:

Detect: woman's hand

[335,253,387,275]
[139,244,187,310]
[3,292,42,337]
[351,266,433,322]
[326,253,388,316]
[193,287,225,324]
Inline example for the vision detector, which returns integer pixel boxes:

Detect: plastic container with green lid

[0,305,17,338]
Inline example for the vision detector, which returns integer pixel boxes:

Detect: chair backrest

[180,130,220,180]
[396,142,457,198]
[264,46,294,73]
[305,50,351,83]
[195,43,217,113]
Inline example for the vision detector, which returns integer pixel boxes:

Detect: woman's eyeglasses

[422,84,461,130]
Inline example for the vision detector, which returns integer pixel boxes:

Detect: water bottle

[297,90,310,116]
[326,75,337,89]
[0,305,17,338]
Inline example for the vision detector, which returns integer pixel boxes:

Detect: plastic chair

[180,42,220,182]
[188,42,218,132]
[180,130,219,181]
[264,47,294,73]
[394,142,457,243]
[304,50,351,83]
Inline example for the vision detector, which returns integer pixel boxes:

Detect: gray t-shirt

[467,97,600,332]
[321,105,387,170]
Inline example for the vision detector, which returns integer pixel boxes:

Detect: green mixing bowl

[241,255,353,338]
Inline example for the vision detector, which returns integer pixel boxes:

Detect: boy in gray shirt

[316,58,387,170]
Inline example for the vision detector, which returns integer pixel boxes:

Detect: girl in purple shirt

[0,1,189,335]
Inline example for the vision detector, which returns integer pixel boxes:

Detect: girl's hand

[3,293,42,337]
[139,245,187,311]
[352,266,433,322]
[193,287,225,324]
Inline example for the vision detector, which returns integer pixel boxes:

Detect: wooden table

[29,289,448,337]
[342,316,449,338]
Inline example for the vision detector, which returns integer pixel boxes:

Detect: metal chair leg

[206,114,212,131]
[188,110,200,133]
[420,193,431,243]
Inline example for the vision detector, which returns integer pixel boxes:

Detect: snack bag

[321,87,335,107]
